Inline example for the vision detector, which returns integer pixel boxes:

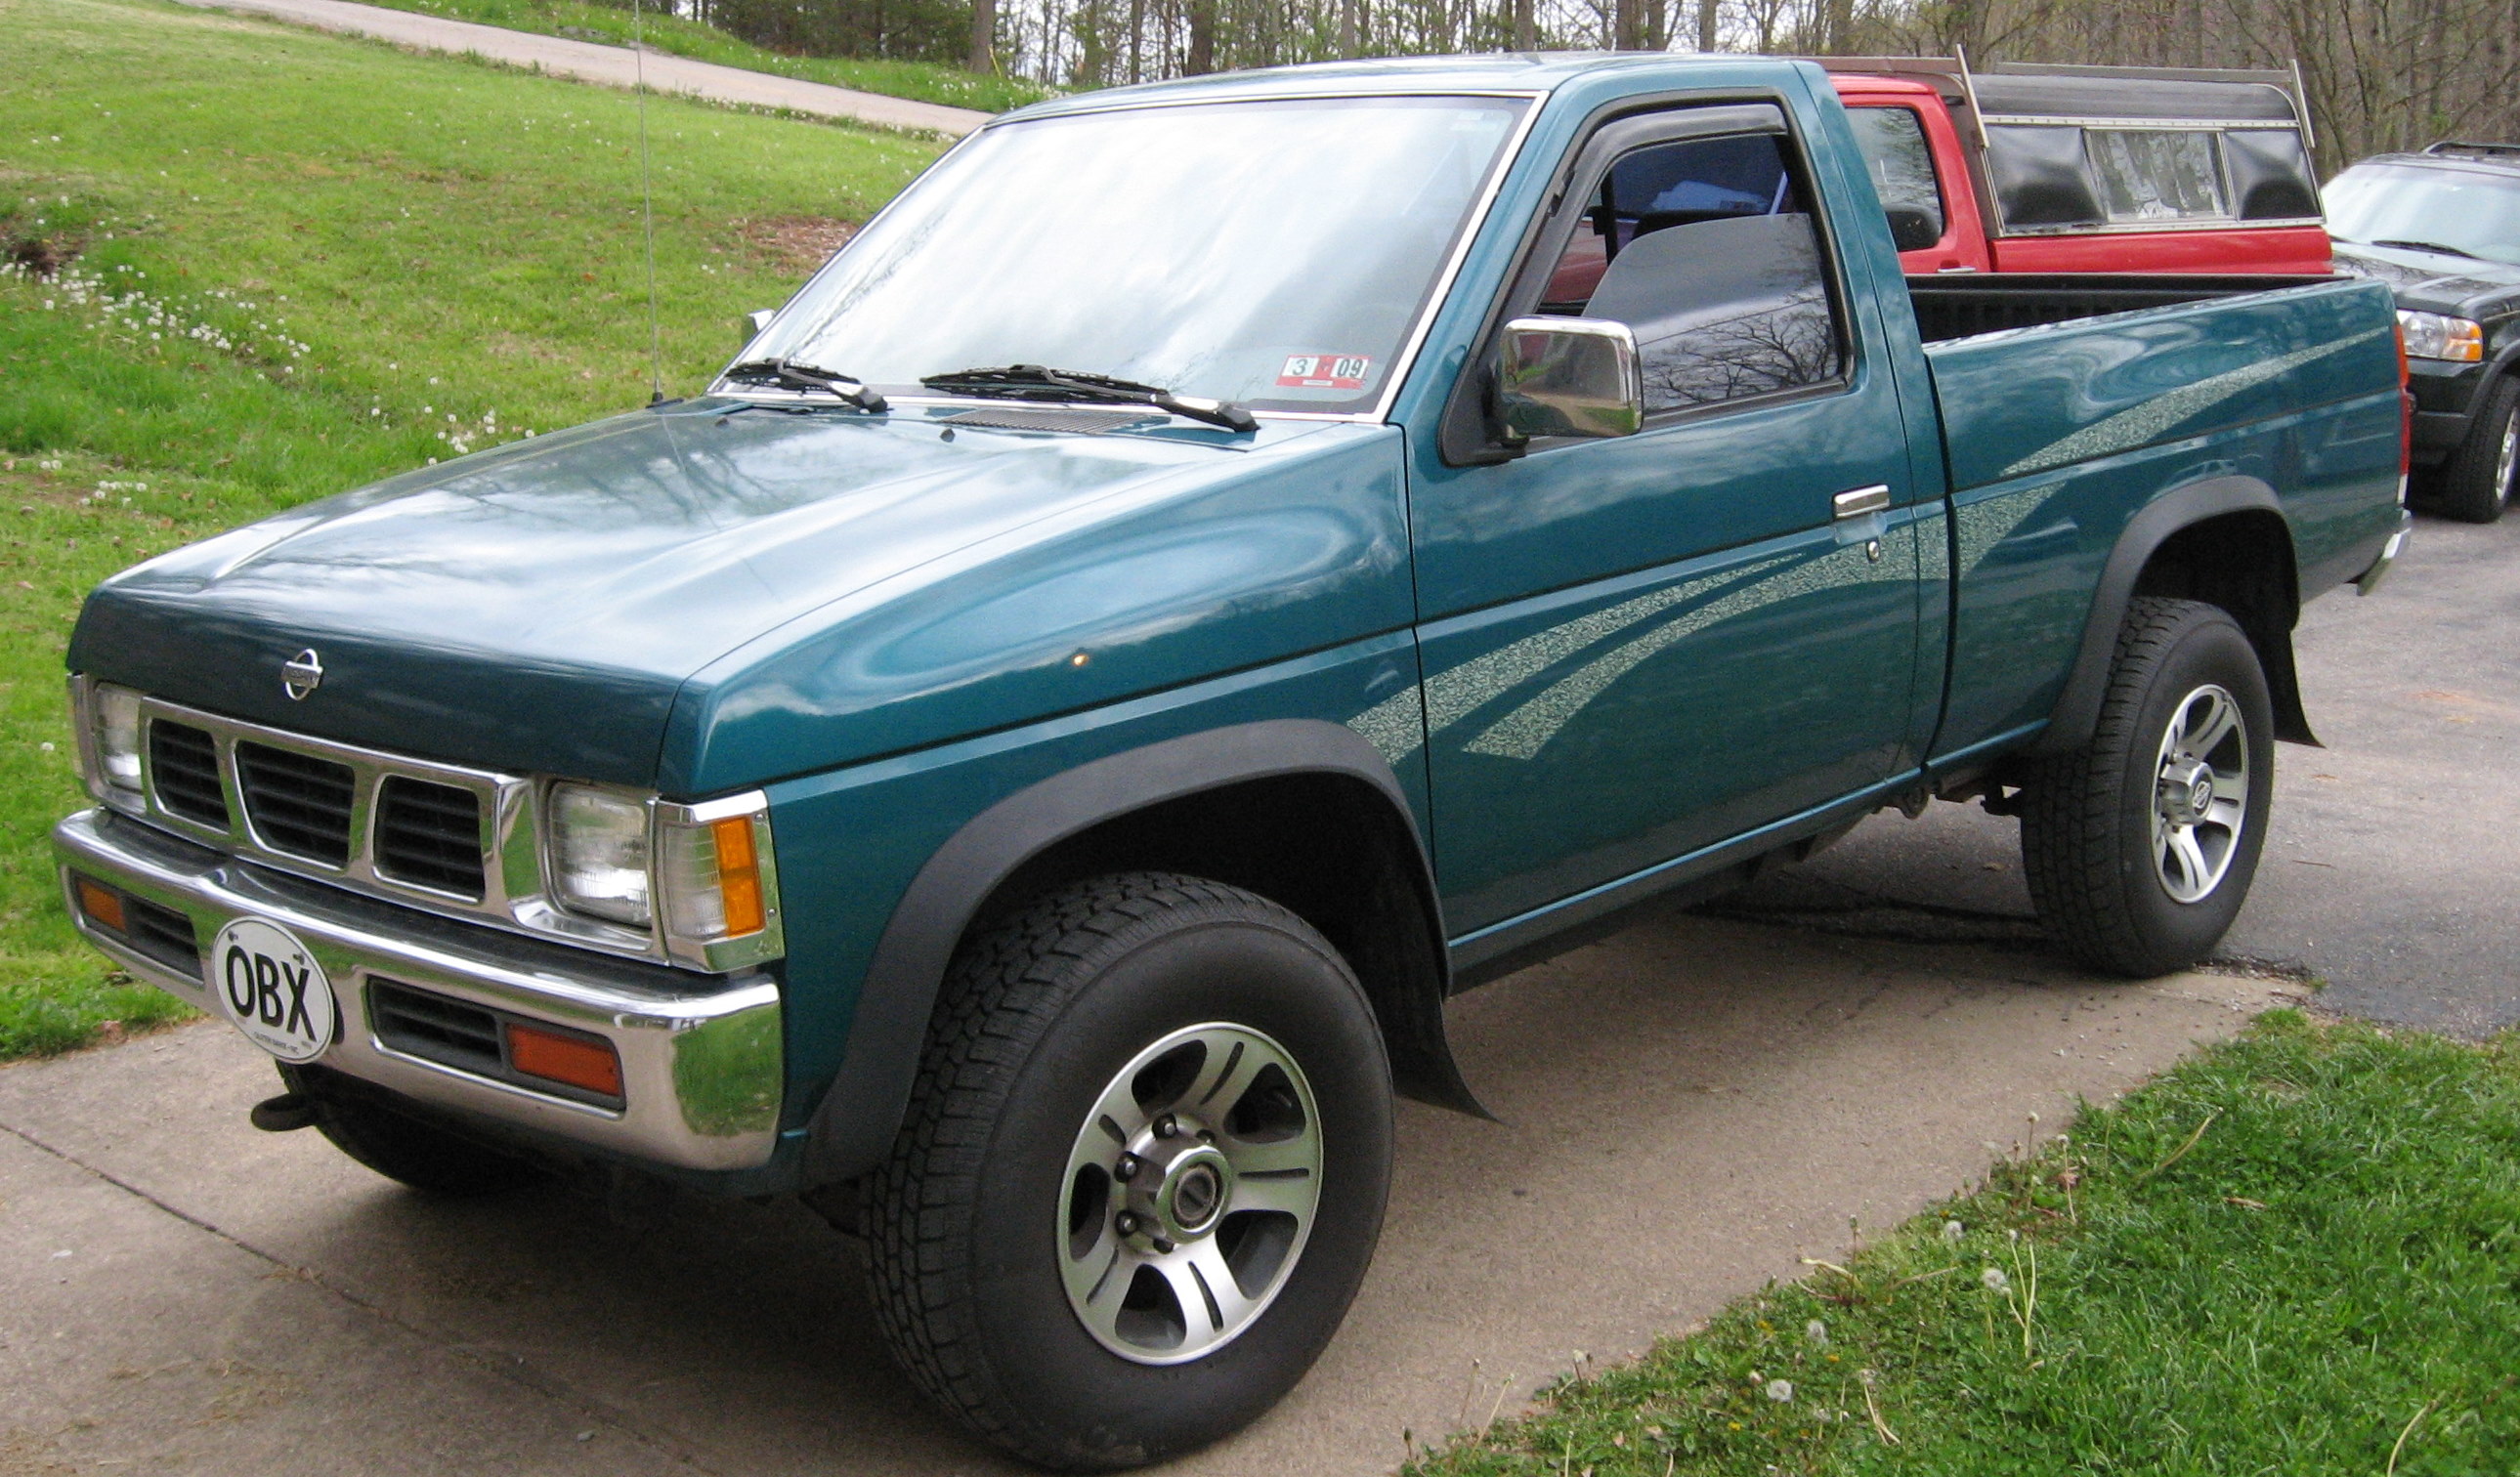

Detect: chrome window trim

[1978,113,2300,132]
[69,677,782,973]
[1994,215,2325,238]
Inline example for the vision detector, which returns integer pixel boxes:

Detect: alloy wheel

[1058,1022,1323,1365]
[2150,683,2250,904]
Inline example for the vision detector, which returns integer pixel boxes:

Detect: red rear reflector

[75,877,127,934]
[505,1022,622,1097]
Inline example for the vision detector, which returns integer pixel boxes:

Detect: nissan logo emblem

[281,649,323,700]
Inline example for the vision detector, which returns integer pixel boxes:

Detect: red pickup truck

[1825,60,2329,276]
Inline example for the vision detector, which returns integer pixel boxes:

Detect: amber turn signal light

[710,815,766,937]
[74,876,127,934]
[505,1021,623,1098]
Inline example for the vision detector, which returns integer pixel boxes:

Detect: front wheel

[2435,373,2519,524]
[2021,597,2276,977]
[861,873,1393,1471]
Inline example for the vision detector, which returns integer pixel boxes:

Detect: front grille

[122,895,202,975]
[373,778,486,900]
[369,979,504,1076]
[235,742,356,865]
[148,721,229,827]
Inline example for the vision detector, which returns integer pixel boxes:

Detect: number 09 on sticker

[1276,354,1371,391]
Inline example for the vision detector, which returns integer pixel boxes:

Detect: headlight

[2398,310,2484,362]
[85,682,145,802]
[547,783,653,927]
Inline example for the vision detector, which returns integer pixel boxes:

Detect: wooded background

[679,0,2520,173]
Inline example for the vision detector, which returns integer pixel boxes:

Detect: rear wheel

[2436,374,2519,524]
[2021,597,2276,977]
[861,872,1392,1471]
[278,1065,547,1197]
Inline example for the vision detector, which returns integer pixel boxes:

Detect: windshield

[742,95,1529,415]
[2326,163,2520,266]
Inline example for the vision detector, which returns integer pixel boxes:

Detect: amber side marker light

[74,876,127,934]
[711,815,766,937]
[505,1021,624,1098]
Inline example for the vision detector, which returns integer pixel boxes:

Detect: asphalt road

[1717,506,2520,1035]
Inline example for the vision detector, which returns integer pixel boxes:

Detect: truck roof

[1002,52,1813,121]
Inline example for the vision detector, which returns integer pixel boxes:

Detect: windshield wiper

[2365,238,2486,260]
[920,364,1258,433]
[722,358,888,411]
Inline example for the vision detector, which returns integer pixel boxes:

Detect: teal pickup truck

[55,53,2407,1469]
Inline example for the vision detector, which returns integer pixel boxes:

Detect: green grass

[346,0,1052,113]
[1411,1010,2520,1476]
[0,0,939,1056]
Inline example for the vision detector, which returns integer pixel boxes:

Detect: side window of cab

[1534,127,1848,414]
[1843,105,1948,251]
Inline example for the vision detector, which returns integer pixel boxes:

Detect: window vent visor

[148,721,229,828]
[373,777,487,901]
[235,741,356,866]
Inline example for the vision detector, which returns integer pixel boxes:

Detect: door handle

[1832,485,1893,520]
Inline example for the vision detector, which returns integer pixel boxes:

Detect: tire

[2021,597,2276,978]
[862,872,1393,1471]
[2435,374,2519,524]
[278,1065,548,1197]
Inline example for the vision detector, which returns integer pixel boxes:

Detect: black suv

[2327,142,2520,523]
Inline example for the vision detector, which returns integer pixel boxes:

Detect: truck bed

[1911,273,2404,761]
[1906,273,2339,343]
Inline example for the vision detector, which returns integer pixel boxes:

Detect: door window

[1538,132,1846,413]
[1846,106,1947,250]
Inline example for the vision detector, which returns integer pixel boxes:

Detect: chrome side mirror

[740,308,776,344]
[1496,317,1644,442]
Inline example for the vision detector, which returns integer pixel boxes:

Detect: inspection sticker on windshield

[1277,355,1371,391]
[209,918,337,1063]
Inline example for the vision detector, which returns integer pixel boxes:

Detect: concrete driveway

[3,921,2284,1474]
[170,0,991,136]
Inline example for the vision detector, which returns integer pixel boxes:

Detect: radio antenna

[632,0,664,404]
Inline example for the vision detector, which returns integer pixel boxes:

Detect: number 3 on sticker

[1277,354,1371,391]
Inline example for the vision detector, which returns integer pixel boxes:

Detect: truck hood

[2332,243,2520,323]
[72,401,1407,791]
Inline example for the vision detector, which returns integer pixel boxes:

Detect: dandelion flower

[1980,1266,2009,1293]
[1941,1220,1964,1243]
[1805,1320,1828,1347]
[1765,1379,1794,1403]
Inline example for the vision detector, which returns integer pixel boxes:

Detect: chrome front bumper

[54,808,783,1171]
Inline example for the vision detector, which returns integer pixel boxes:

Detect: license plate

[207,918,339,1064]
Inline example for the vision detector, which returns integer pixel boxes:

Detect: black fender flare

[2027,474,2312,757]
[800,718,1474,1186]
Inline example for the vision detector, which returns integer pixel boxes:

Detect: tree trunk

[1185,0,1215,72]
[968,0,996,71]
[1694,0,1717,50]
[1513,0,1535,49]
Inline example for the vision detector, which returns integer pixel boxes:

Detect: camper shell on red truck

[1822,59,2328,275]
